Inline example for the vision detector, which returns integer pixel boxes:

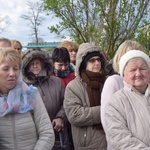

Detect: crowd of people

[0,37,150,150]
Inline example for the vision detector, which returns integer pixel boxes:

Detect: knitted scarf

[54,65,74,78]
[81,69,106,130]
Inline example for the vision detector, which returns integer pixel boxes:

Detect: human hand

[52,118,64,132]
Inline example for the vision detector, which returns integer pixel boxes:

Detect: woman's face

[0,60,20,94]
[86,56,101,72]
[28,58,42,76]
[68,46,77,64]
[54,62,69,71]
[14,42,22,55]
[123,58,149,92]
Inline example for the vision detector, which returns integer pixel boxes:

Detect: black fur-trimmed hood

[22,49,53,85]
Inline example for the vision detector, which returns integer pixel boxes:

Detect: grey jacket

[0,91,54,150]
[22,49,67,150]
[64,43,107,150]
[22,49,65,122]
[104,82,150,150]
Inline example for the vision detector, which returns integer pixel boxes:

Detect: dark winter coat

[22,49,69,150]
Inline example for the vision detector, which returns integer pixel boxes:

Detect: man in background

[0,37,11,48]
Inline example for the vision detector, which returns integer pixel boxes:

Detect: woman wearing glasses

[64,43,107,150]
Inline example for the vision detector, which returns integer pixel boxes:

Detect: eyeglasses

[88,58,101,63]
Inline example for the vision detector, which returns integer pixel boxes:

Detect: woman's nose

[33,63,38,67]
[9,69,15,76]
[61,65,67,70]
[136,69,142,75]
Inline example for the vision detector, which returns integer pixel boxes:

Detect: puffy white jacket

[104,82,150,150]
[0,91,55,150]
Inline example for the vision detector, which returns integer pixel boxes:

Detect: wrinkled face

[54,62,69,71]
[0,60,20,94]
[14,43,22,55]
[123,58,149,92]
[86,56,101,72]
[28,58,42,76]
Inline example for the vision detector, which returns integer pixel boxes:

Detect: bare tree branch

[21,1,45,44]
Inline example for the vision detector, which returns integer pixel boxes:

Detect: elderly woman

[22,48,69,150]
[0,48,54,150]
[104,50,150,149]
[64,43,107,150]
[101,40,144,139]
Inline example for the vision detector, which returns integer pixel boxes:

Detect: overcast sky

[0,0,68,46]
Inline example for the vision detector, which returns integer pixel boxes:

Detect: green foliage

[135,24,150,54]
[43,0,150,59]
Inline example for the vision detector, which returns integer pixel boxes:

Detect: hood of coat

[22,49,53,84]
[75,43,104,77]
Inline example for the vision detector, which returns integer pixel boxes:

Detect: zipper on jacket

[38,83,45,96]
[12,115,18,150]
[83,131,87,146]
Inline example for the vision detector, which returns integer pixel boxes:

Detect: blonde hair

[113,40,144,72]
[11,40,23,49]
[0,48,21,65]
[58,40,78,52]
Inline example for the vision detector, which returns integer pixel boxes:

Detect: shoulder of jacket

[66,77,86,91]
[49,76,61,82]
